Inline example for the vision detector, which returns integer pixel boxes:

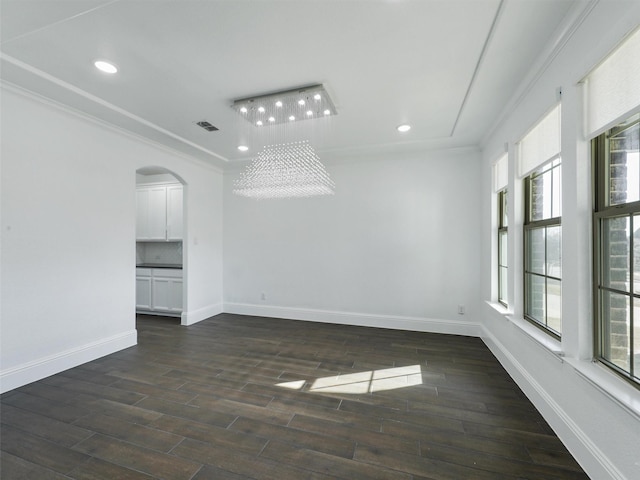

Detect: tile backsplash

[136,242,182,265]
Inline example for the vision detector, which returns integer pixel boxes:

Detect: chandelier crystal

[232,84,336,199]
[233,141,335,199]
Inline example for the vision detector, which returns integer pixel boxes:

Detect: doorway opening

[135,167,186,323]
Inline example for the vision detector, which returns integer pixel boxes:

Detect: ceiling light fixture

[232,84,337,126]
[94,60,118,74]
[231,84,337,199]
[397,124,411,132]
[237,145,249,152]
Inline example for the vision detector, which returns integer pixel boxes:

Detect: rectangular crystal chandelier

[232,85,336,199]
[233,141,335,199]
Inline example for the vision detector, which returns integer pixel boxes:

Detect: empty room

[1,1,639,479]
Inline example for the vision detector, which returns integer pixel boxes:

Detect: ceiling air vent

[196,120,219,132]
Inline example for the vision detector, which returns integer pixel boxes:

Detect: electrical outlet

[458,305,465,315]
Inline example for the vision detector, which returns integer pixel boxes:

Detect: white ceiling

[0,0,581,169]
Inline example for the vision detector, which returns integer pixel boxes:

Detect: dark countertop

[136,263,183,269]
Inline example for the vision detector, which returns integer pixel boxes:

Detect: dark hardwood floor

[1,313,590,479]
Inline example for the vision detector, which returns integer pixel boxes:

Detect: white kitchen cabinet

[166,185,183,241]
[136,184,183,241]
[136,267,182,316]
[135,268,152,310]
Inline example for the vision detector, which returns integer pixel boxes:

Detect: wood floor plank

[0,424,90,474]
[288,413,419,455]
[72,413,184,453]
[229,415,356,458]
[134,397,237,428]
[72,433,200,480]
[171,438,334,480]
[1,313,591,480]
[149,414,268,455]
[1,404,93,448]
[260,440,413,480]
[0,451,71,480]
[67,456,156,480]
[354,443,515,480]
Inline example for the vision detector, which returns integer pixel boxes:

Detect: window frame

[592,115,640,388]
[523,157,562,339]
[497,189,508,307]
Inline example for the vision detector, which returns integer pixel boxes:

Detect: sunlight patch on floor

[275,365,423,394]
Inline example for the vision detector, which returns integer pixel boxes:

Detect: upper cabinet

[166,185,183,241]
[136,184,183,241]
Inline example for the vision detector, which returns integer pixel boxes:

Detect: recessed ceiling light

[94,60,118,74]
[289,115,296,121]
[258,107,265,113]
[314,94,321,101]
[256,120,263,126]
[238,145,249,152]
[298,99,305,106]
[275,101,283,108]
[268,116,276,122]
[397,124,411,133]
[240,106,248,113]
[306,110,313,116]
[323,109,331,116]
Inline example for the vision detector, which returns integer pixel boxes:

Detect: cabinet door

[166,185,183,241]
[169,279,183,311]
[136,276,152,310]
[151,277,182,313]
[136,186,167,240]
[151,277,172,311]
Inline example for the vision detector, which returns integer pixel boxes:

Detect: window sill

[564,357,640,421]
[485,303,639,419]
[486,301,563,357]
[487,300,512,316]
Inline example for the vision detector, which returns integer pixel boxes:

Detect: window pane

[530,162,561,221]
[634,214,640,295]
[499,266,507,304]
[609,120,640,206]
[531,169,551,221]
[499,230,508,266]
[547,278,562,334]
[552,164,562,218]
[547,225,561,279]
[502,191,508,227]
[526,274,545,324]
[601,216,630,291]
[634,300,640,380]
[600,290,630,371]
[527,228,545,275]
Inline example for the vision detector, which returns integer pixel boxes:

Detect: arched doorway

[135,167,187,322]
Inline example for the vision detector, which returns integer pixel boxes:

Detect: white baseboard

[0,330,137,394]
[182,303,223,326]
[481,326,627,480]
[223,302,482,337]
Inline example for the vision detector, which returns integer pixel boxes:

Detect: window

[498,189,508,306]
[593,114,640,387]
[494,153,508,307]
[524,158,562,337]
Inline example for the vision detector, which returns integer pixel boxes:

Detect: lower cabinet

[136,268,182,316]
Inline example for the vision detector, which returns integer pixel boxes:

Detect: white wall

[224,148,482,335]
[481,2,640,479]
[0,86,223,392]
